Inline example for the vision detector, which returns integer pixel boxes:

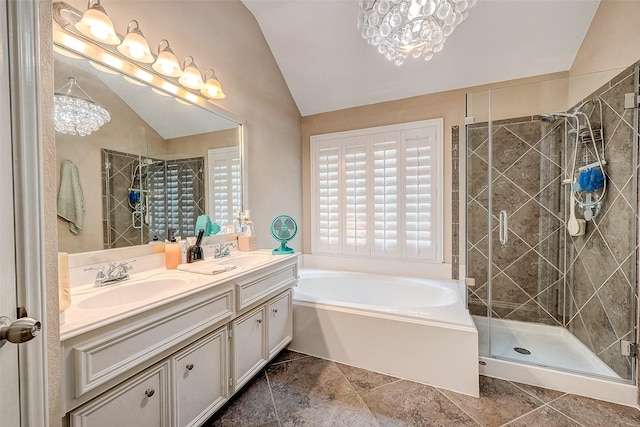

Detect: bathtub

[289,269,479,397]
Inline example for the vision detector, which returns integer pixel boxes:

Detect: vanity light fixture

[201,69,226,100]
[178,56,204,90]
[54,1,227,105]
[74,0,120,45]
[152,40,182,78]
[54,76,111,136]
[117,20,154,63]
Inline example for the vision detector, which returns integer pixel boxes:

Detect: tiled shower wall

[101,149,149,249]
[101,149,205,248]
[467,64,639,379]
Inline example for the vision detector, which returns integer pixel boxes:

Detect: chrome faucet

[86,260,135,287]
[213,245,231,259]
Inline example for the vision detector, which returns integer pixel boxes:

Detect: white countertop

[60,250,298,341]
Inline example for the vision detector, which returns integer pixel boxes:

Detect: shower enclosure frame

[465,64,640,404]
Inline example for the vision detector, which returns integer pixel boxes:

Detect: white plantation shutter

[343,136,368,255]
[208,147,242,229]
[313,141,342,253]
[403,127,437,259]
[311,119,442,262]
[166,163,179,232]
[373,135,400,257]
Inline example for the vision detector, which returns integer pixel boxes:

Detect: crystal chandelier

[54,77,111,136]
[358,0,477,65]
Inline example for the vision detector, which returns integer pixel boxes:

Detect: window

[311,119,442,262]
[208,147,241,229]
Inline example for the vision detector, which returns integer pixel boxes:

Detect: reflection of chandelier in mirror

[54,0,226,102]
[357,0,476,65]
[54,76,111,136]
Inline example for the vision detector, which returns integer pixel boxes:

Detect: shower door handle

[499,210,508,245]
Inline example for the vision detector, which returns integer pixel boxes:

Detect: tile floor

[205,350,640,427]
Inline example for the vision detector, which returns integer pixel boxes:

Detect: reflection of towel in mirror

[57,160,85,235]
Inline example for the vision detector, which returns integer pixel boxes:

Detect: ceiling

[242,0,600,117]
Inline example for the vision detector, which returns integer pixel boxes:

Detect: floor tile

[504,406,580,426]
[361,380,479,427]
[440,376,544,427]
[510,381,565,403]
[266,356,379,427]
[549,394,640,427]
[205,371,278,427]
[336,363,399,394]
[269,349,309,365]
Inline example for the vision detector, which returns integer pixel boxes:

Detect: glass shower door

[486,100,566,365]
[467,67,638,383]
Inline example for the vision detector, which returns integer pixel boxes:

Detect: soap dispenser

[165,229,182,269]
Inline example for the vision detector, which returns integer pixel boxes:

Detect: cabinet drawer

[173,327,228,427]
[70,362,170,427]
[236,263,296,311]
[268,290,292,359]
[73,290,233,397]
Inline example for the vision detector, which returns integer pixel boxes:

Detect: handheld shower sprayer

[541,97,606,228]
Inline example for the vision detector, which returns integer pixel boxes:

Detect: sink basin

[77,275,192,310]
[214,253,273,268]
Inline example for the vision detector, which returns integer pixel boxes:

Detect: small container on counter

[165,238,182,269]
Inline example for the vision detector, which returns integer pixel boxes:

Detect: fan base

[272,242,294,255]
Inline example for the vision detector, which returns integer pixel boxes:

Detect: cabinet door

[173,327,228,427]
[70,362,169,427]
[268,290,292,358]
[232,305,266,391]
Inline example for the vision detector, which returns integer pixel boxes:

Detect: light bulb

[90,22,110,41]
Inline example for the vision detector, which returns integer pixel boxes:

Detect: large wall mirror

[54,6,245,255]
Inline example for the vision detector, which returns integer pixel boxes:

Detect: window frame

[310,119,444,263]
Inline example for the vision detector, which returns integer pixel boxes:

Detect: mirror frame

[53,1,248,257]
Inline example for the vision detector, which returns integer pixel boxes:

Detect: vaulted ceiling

[242,0,600,116]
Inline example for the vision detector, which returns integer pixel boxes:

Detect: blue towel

[57,160,85,235]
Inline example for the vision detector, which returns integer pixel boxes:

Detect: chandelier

[358,0,476,65]
[54,77,111,136]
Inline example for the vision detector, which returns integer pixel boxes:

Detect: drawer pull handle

[273,309,278,314]
[186,363,194,371]
[256,319,262,324]
[144,388,155,398]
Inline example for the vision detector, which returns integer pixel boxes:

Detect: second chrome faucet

[86,260,135,287]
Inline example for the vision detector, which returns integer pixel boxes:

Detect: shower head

[139,159,163,167]
[540,112,577,123]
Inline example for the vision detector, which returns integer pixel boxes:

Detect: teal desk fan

[270,215,297,255]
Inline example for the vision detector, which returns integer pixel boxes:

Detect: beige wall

[567,0,640,107]
[55,59,166,254]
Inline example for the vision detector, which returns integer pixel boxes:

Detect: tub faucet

[86,260,135,287]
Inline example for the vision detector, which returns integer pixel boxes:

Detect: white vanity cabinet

[232,288,293,392]
[268,290,292,358]
[172,327,228,427]
[70,362,170,427]
[63,254,298,427]
[232,305,267,390]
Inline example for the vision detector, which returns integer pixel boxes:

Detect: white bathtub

[289,268,479,396]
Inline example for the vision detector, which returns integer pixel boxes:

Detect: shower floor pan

[473,316,619,378]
